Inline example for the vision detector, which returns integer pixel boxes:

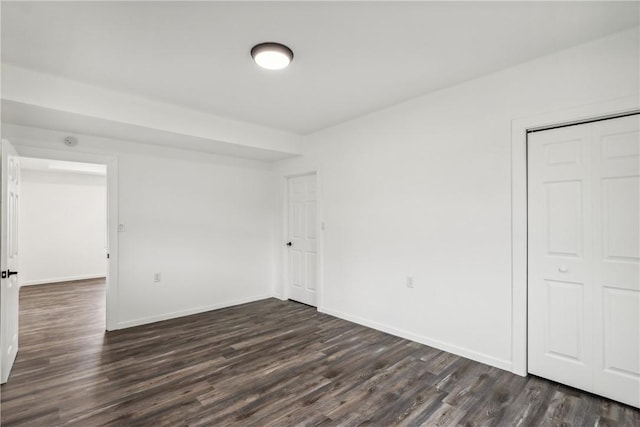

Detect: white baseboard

[320,307,512,372]
[116,295,512,372]
[20,274,106,287]
[116,294,272,330]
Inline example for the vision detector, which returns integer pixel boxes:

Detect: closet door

[591,116,639,407]
[528,114,639,408]
[528,123,594,393]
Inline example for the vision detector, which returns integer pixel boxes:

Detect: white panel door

[287,174,318,306]
[1,139,21,384]
[528,123,594,393]
[528,114,640,408]
[591,116,640,407]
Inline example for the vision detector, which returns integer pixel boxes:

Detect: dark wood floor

[1,280,638,426]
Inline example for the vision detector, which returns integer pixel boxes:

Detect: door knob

[558,266,568,273]
[286,242,292,247]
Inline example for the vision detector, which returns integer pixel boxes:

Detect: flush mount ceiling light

[251,42,294,70]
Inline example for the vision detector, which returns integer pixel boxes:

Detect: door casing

[8,144,120,331]
[510,95,640,376]
[281,170,323,309]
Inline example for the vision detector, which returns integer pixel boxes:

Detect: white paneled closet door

[528,114,639,408]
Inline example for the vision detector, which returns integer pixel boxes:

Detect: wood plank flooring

[1,279,639,426]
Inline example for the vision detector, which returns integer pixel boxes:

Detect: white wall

[4,126,280,328]
[116,152,278,326]
[3,26,638,373]
[19,169,107,285]
[275,28,640,371]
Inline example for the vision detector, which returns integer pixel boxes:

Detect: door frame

[9,144,120,331]
[510,95,639,376]
[281,170,323,309]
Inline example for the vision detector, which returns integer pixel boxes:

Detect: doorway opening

[1,142,118,384]
[19,157,108,287]
[510,98,639,378]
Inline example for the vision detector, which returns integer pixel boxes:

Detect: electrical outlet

[154,273,161,283]
[118,223,126,232]
[406,276,414,288]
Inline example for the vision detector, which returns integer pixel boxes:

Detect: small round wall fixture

[64,136,78,147]
[251,42,294,70]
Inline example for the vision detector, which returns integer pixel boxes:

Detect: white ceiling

[2,1,639,135]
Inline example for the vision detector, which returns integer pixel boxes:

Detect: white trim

[321,307,512,372]
[316,170,324,311]
[11,144,120,331]
[281,170,323,309]
[116,294,272,329]
[510,95,639,376]
[20,274,105,287]
[279,175,288,300]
